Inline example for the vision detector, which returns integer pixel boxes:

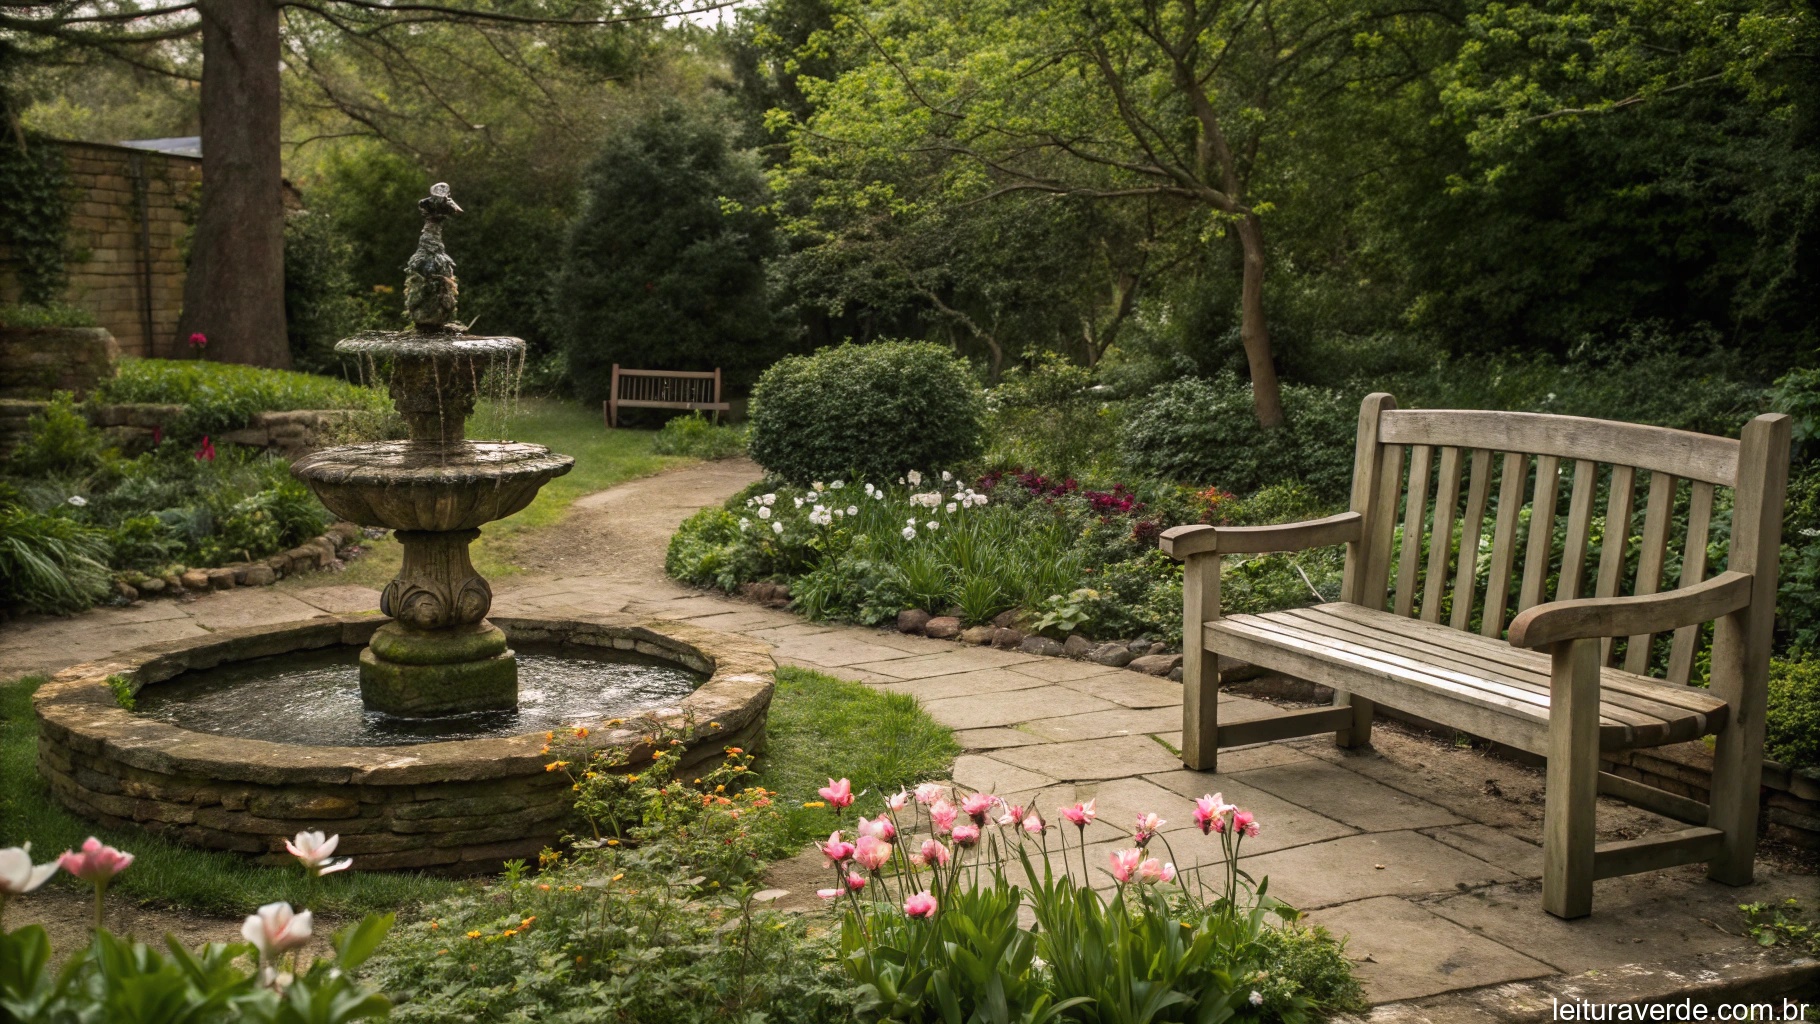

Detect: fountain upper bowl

[292,440,574,531]
[335,331,525,360]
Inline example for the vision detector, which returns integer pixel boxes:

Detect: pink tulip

[996,803,1025,826]
[961,792,996,824]
[817,887,842,899]
[950,823,981,848]
[914,782,946,805]
[845,871,868,893]
[1061,799,1097,828]
[1193,794,1223,835]
[1021,810,1046,835]
[242,901,312,964]
[904,891,938,919]
[819,778,854,809]
[820,831,855,864]
[1108,847,1144,883]
[929,798,958,835]
[188,332,208,349]
[1138,858,1176,884]
[1134,812,1166,845]
[885,789,912,812]
[59,837,132,929]
[858,815,896,844]
[284,831,352,877]
[1234,809,1260,838]
[919,838,951,867]
[854,835,892,873]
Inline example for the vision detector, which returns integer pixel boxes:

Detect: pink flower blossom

[1108,848,1144,883]
[1061,799,1097,828]
[914,782,946,805]
[929,798,958,835]
[188,332,207,348]
[1021,810,1046,835]
[904,891,938,919]
[885,789,911,812]
[1234,809,1260,838]
[1134,812,1166,845]
[854,835,892,873]
[817,887,842,899]
[996,803,1025,826]
[950,823,981,848]
[919,839,950,867]
[961,792,996,824]
[59,837,132,884]
[1137,858,1176,885]
[1193,794,1225,835]
[195,436,216,462]
[819,778,854,809]
[820,831,855,864]
[284,831,352,877]
[846,871,868,893]
[242,901,311,964]
[857,815,897,844]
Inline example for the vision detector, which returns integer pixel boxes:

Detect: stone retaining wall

[0,327,120,400]
[33,616,775,873]
[0,400,359,460]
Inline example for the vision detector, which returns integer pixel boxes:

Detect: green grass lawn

[331,398,689,588]
[0,666,955,917]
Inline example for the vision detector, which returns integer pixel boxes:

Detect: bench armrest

[1507,570,1754,650]
[1159,511,1363,560]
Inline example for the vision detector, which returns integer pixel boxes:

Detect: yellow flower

[466,930,481,939]
[710,722,722,729]
[715,784,726,793]
[545,760,570,772]
[573,726,590,739]
[802,801,826,809]
[428,921,439,929]
[437,948,449,955]
[606,838,620,846]
[612,873,625,881]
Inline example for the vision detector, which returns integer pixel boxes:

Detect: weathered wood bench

[1161,394,1790,918]
[603,364,730,428]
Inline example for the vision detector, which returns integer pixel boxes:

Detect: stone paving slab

[875,668,1057,702]
[1051,671,1187,708]
[920,685,1122,729]
[949,754,1060,794]
[1239,830,1521,909]
[991,733,1185,781]
[850,647,1041,679]
[1231,759,1466,832]
[1018,705,1184,742]
[186,589,335,631]
[770,634,921,668]
[952,727,1044,750]
[1418,824,1543,880]
[290,584,383,615]
[1009,658,1131,683]
[1139,771,1359,854]
[1308,897,1555,1003]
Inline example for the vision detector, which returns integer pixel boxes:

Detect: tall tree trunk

[177,0,290,368]
[1234,212,1284,428]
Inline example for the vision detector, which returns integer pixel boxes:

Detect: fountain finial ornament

[404,181,464,332]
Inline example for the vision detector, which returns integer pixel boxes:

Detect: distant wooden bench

[603,365,729,428]
[1161,394,1790,918]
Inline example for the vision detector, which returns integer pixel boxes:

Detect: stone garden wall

[0,327,120,400]
[0,400,359,460]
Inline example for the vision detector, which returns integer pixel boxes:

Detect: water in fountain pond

[134,642,703,746]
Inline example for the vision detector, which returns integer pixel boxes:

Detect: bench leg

[1705,611,1765,886]
[1333,691,1373,749]
[1182,553,1219,772]
[1543,638,1600,919]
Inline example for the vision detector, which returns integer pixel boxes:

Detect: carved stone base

[359,621,517,717]
[381,529,491,630]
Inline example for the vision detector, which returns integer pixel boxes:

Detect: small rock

[1129,638,1154,655]
[991,627,1024,649]
[1087,643,1134,667]
[242,564,276,587]
[1169,666,1183,682]
[230,563,253,585]
[897,609,932,634]
[991,609,1025,630]
[113,581,138,602]
[924,616,963,640]
[1019,635,1066,657]
[180,570,210,591]
[1063,635,1094,659]
[138,576,165,594]
[206,567,237,590]
[1129,653,1182,677]
[959,625,996,645]
[162,574,184,593]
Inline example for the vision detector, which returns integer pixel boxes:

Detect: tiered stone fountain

[292,183,572,717]
[32,185,775,872]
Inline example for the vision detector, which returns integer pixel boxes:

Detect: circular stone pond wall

[32,615,774,873]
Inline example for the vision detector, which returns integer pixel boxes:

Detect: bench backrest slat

[1354,396,1787,688]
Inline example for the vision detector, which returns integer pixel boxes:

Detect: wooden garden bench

[1161,394,1790,918]
[603,364,730,428]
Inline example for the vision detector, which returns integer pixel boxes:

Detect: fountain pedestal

[291,182,573,718]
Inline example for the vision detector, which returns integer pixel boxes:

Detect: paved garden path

[2,458,1811,1016]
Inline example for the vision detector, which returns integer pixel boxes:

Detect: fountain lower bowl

[292,441,574,531]
[32,616,774,874]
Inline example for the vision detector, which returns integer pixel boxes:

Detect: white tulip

[772,522,784,535]
[757,506,772,520]
[846,506,858,516]
[901,526,917,540]
[0,842,59,897]
[242,902,313,964]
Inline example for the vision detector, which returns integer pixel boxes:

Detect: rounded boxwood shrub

[748,341,985,484]
[1119,373,1357,501]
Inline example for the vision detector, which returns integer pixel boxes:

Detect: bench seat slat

[1274,608,1722,731]
[1310,603,1728,716]
[1206,604,1725,754]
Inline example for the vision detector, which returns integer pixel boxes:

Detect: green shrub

[5,391,111,477]
[284,208,372,374]
[1119,374,1358,502]
[983,355,1120,480]
[1765,657,1820,771]
[651,411,749,459]
[748,341,985,485]
[94,359,388,440]
[0,503,113,614]
[0,301,96,328]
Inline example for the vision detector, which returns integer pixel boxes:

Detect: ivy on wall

[0,133,74,306]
